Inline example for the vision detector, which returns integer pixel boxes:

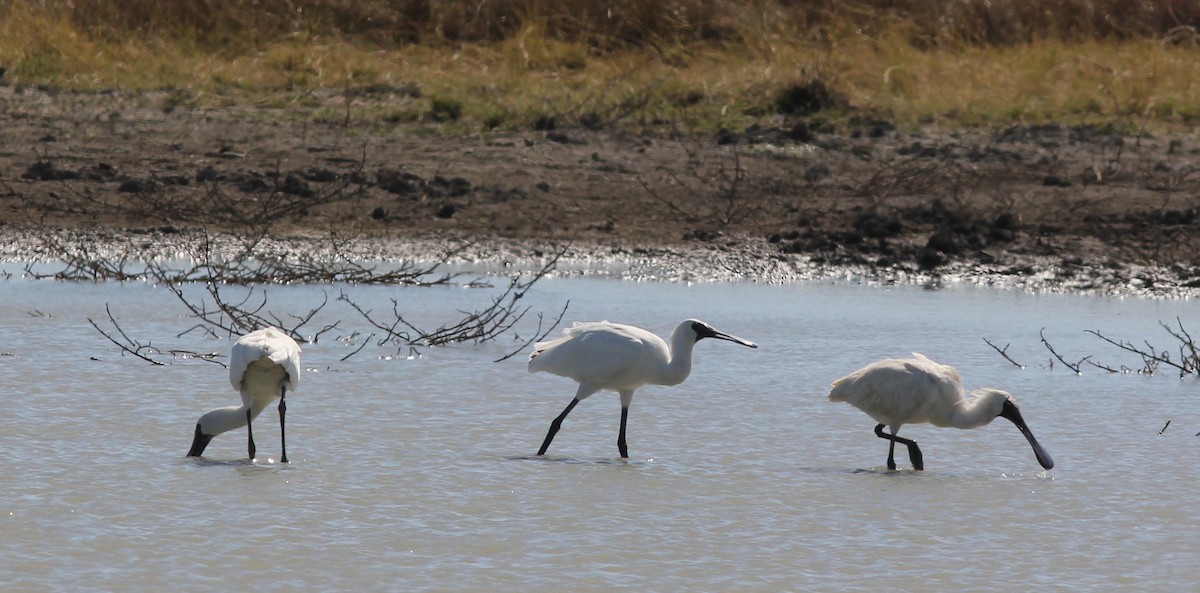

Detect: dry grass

[2,0,1198,132]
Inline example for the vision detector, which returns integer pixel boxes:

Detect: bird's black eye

[691,322,714,341]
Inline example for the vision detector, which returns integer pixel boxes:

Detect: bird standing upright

[187,327,302,462]
[829,352,1054,471]
[529,319,758,458]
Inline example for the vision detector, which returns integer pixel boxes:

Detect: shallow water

[1,274,1198,592]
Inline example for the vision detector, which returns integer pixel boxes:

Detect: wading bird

[187,327,302,463]
[529,319,758,458]
[829,353,1054,471]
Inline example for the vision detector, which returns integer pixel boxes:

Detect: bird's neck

[197,396,270,436]
[658,329,697,386]
[949,389,1008,429]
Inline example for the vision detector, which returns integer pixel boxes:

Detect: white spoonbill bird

[829,353,1054,471]
[187,327,302,462]
[529,319,758,458]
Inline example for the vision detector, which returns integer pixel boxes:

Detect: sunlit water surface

[2,272,1198,592]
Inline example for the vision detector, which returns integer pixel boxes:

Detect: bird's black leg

[874,424,923,470]
[874,424,896,470]
[247,408,256,462]
[617,406,629,459]
[906,439,924,471]
[538,398,579,456]
[278,386,288,464]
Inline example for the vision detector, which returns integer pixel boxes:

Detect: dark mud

[2,86,1199,295]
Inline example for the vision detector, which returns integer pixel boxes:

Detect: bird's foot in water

[905,440,924,471]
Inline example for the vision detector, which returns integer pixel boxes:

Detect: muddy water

[1,274,1197,592]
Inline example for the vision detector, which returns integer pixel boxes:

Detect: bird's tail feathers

[828,376,851,401]
[528,334,574,367]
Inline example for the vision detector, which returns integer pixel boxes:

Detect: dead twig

[165,282,333,342]
[68,164,566,366]
[494,302,571,363]
[1083,358,1124,373]
[983,337,1024,369]
[168,349,226,367]
[88,304,165,365]
[1158,317,1200,374]
[339,332,376,362]
[337,294,414,345]
[1040,327,1087,373]
[340,241,570,351]
[1084,326,1193,376]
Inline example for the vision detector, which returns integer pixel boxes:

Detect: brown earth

[3,85,1200,293]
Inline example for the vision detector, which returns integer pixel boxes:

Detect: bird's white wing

[230,327,302,392]
[271,333,303,392]
[829,355,951,425]
[528,322,651,384]
[904,353,964,405]
[529,321,615,367]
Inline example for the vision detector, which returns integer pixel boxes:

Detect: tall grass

[43,0,1200,48]
[2,1,1198,131]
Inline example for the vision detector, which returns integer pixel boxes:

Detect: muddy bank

[1,87,1198,295]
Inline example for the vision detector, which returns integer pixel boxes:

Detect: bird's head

[995,392,1055,470]
[976,388,1017,416]
[187,422,215,458]
[685,319,758,348]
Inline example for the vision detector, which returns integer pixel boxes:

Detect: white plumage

[829,352,1054,471]
[187,327,302,462]
[529,319,757,458]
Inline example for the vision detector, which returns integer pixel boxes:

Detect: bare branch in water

[494,302,571,363]
[337,294,414,347]
[168,349,226,367]
[65,197,567,366]
[1026,318,1200,377]
[88,304,165,365]
[1040,328,1087,374]
[983,337,1024,369]
[1083,358,1124,374]
[1156,317,1199,375]
[339,332,376,362]
[1084,326,1194,376]
[339,241,571,350]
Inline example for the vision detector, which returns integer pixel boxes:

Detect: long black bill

[999,399,1055,470]
[187,423,214,458]
[701,326,759,349]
